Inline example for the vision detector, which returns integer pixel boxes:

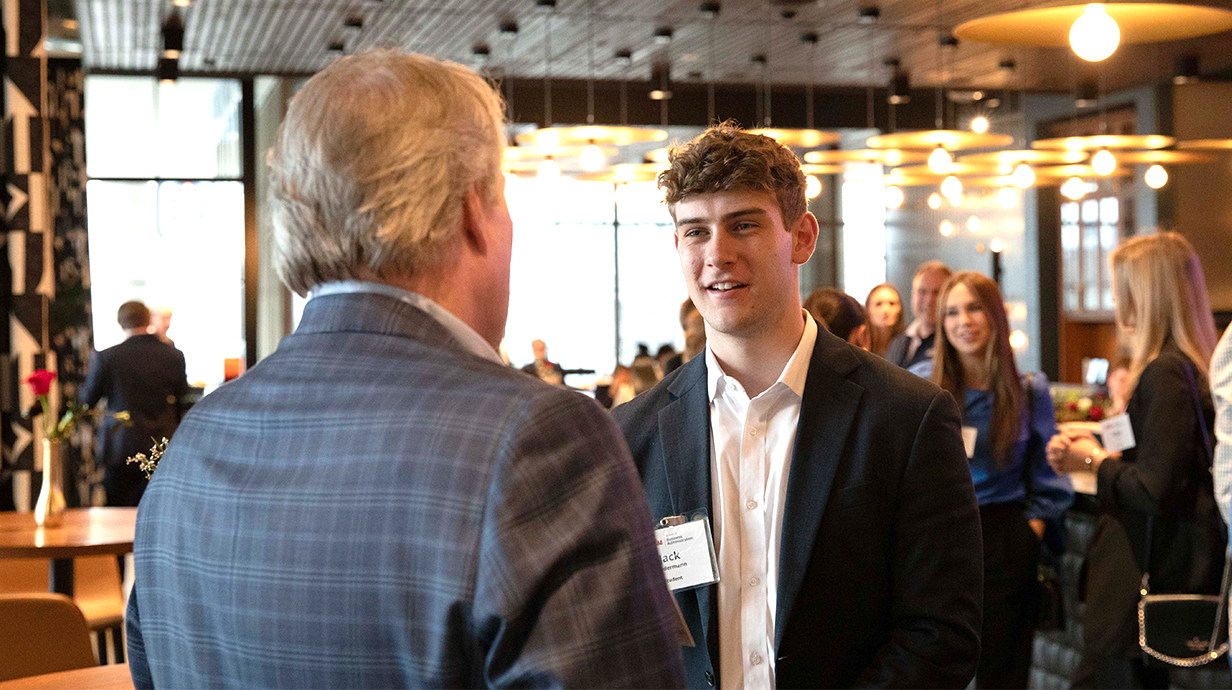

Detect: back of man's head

[270,50,506,296]
[657,121,806,226]
[118,301,151,331]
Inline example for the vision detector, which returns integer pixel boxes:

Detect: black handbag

[1136,363,1232,668]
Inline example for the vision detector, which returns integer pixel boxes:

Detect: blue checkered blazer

[126,291,685,689]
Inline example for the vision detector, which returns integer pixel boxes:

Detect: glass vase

[34,438,65,527]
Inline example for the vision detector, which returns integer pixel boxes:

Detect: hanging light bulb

[537,156,560,180]
[941,175,963,200]
[939,220,955,237]
[997,186,1019,209]
[990,237,1004,253]
[1012,163,1036,188]
[1091,148,1117,176]
[884,185,904,209]
[928,146,953,174]
[1009,329,1028,349]
[928,193,942,210]
[580,142,605,171]
[970,116,990,134]
[967,216,981,233]
[1070,4,1120,62]
[1145,164,1168,189]
[805,174,822,199]
[1062,176,1087,200]
[950,194,964,207]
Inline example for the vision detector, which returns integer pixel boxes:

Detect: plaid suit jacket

[126,291,685,689]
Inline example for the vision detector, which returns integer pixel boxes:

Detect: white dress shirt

[310,281,504,365]
[1211,325,1232,525]
[706,313,817,690]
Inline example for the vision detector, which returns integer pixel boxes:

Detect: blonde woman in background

[1047,232,1224,689]
[865,283,904,358]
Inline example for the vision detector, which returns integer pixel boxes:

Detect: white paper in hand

[1100,413,1137,453]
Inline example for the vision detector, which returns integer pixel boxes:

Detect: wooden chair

[0,556,126,664]
[0,593,96,681]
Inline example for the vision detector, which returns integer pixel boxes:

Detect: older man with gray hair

[125,50,685,689]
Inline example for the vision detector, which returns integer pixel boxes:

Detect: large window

[503,178,685,383]
[1061,193,1122,316]
[85,76,243,387]
[840,170,888,301]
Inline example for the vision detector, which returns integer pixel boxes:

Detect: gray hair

[270,50,506,296]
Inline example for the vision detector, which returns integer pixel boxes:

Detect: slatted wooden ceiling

[77,0,1232,92]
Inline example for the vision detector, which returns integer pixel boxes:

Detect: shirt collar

[309,280,504,365]
[706,310,817,402]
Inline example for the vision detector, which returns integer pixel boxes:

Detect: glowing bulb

[580,142,605,171]
[967,216,981,233]
[884,150,904,166]
[1062,176,1087,200]
[939,220,955,237]
[537,157,560,180]
[1091,149,1117,176]
[884,185,904,209]
[928,146,952,174]
[1009,329,1027,349]
[950,193,964,207]
[971,117,989,134]
[997,186,1019,209]
[1145,164,1168,189]
[941,175,962,200]
[990,237,1004,253]
[504,172,519,189]
[928,193,942,209]
[1012,163,1036,188]
[805,174,822,199]
[1070,4,1120,62]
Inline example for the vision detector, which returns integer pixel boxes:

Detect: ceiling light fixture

[884,185,905,208]
[1144,164,1168,188]
[928,146,953,173]
[967,216,981,233]
[538,156,560,180]
[1069,4,1119,61]
[997,186,1019,208]
[1062,176,1087,199]
[940,220,955,236]
[1091,148,1117,175]
[805,175,823,199]
[928,193,943,209]
[971,116,989,134]
[157,56,179,84]
[162,11,184,59]
[941,175,963,199]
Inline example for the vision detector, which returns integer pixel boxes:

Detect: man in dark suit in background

[614,124,983,689]
[125,50,684,689]
[886,260,952,372]
[81,300,187,507]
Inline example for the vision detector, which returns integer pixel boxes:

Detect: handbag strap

[1021,373,1036,498]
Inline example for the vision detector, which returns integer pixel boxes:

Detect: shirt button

[749,576,760,587]
[746,499,758,510]
[749,427,759,437]
[750,652,764,666]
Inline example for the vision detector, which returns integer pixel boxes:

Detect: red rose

[1068,402,1079,412]
[1089,406,1105,421]
[24,369,56,397]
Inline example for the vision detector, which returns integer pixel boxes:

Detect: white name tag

[654,515,720,592]
[961,426,978,459]
[1100,413,1137,453]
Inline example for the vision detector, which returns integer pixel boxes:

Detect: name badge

[1100,413,1137,453]
[961,426,978,459]
[654,512,720,593]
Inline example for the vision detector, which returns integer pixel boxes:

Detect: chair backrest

[0,558,48,594]
[0,593,96,681]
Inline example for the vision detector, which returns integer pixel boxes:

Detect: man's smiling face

[673,189,815,341]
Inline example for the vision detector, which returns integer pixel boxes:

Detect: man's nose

[704,231,736,267]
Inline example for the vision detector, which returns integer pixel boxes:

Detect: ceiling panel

[76,0,1232,93]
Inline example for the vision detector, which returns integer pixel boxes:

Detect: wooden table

[0,508,137,597]
[0,663,133,690]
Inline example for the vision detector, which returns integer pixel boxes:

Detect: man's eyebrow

[675,208,770,227]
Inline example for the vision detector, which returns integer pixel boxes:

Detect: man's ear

[461,183,489,256]
[791,212,820,265]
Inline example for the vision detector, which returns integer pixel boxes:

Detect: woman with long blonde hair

[1047,232,1224,688]
[865,283,904,358]
[928,271,1073,688]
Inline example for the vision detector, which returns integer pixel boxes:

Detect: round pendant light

[1144,164,1169,188]
[1070,4,1120,61]
[1091,148,1118,175]
[928,193,943,209]
[928,146,953,174]
[970,117,990,134]
[1012,163,1037,188]
[884,185,905,208]
[998,186,1020,208]
[805,175,823,199]
[940,220,955,237]
[941,175,963,199]
[1061,176,1087,200]
[955,4,1232,48]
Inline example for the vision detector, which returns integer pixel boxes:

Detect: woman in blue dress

[926,271,1074,688]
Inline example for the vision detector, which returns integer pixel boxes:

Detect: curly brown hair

[657,121,807,226]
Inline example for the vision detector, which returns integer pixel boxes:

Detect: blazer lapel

[657,355,716,656]
[774,326,865,651]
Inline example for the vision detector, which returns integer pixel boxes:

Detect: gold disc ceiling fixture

[1176,139,1232,150]
[866,131,1015,151]
[515,126,669,148]
[747,128,843,148]
[575,163,669,183]
[954,3,1232,48]
[957,150,1089,165]
[1112,150,1215,164]
[803,149,930,166]
[1031,135,1175,151]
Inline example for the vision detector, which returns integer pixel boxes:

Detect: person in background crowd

[81,300,188,507]
[655,344,677,376]
[1213,327,1232,525]
[865,282,905,358]
[1047,232,1224,689]
[887,261,953,371]
[803,287,871,350]
[520,338,564,385]
[663,298,706,376]
[928,271,1073,689]
[1105,357,1132,417]
[615,122,982,689]
[150,305,174,346]
[126,50,685,689]
[629,361,659,396]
